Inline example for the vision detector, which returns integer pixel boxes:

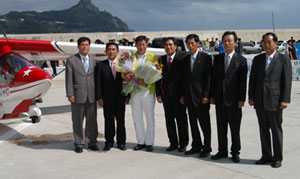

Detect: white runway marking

[0,123,32,144]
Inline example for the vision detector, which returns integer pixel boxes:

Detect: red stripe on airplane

[2,94,42,119]
[2,99,32,119]
[10,83,43,93]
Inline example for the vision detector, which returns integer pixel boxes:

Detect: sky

[0,0,299,32]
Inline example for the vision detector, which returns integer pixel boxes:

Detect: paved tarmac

[0,68,300,179]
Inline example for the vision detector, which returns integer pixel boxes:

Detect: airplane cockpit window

[0,53,32,84]
[0,59,14,84]
[6,54,32,73]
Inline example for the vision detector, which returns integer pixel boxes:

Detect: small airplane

[0,38,165,123]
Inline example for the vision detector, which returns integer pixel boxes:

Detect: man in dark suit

[156,37,189,152]
[95,42,129,151]
[180,34,212,158]
[65,37,98,153]
[210,31,248,163]
[249,32,292,168]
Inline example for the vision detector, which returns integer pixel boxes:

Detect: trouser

[215,102,242,155]
[50,60,58,76]
[131,90,155,145]
[71,102,98,147]
[255,108,283,161]
[187,101,211,152]
[103,99,126,145]
[162,94,188,148]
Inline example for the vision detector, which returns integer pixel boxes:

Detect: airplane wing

[0,38,166,62]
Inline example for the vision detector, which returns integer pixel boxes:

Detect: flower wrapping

[114,51,133,73]
[122,72,137,96]
[134,61,162,84]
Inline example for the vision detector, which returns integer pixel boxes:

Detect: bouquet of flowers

[114,51,163,95]
[114,52,132,73]
[114,52,136,95]
[134,61,163,84]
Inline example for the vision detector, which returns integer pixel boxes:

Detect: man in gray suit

[66,37,98,153]
[249,32,292,168]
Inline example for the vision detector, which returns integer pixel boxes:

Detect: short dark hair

[77,37,91,45]
[135,35,149,43]
[105,42,119,51]
[222,31,238,42]
[186,34,200,43]
[262,32,278,42]
[163,37,178,46]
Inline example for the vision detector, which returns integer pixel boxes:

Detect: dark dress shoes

[133,144,146,151]
[211,152,228,160]
[146,145,153,152]
[232,154,240,163]
[74,147,83,153]
[88,145,99,151]
[184,148,201,155]
[103,144,113,151]
[255,158,273,165]
[199,150,210,158]
[166,145,178,151]
[118,144,127,151]
[271,161,282,168]
[178,146,186,152]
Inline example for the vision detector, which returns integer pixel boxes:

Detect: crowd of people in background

[287,37,298,59]
[95,37,137,47]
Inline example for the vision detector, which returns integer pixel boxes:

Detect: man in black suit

[249,32,292,168]
[180,34,212,158]
[156,37,189,152]
[95,42,129,151]
[210,31,248,163]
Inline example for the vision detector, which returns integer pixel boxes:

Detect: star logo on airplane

[23,69,32,77]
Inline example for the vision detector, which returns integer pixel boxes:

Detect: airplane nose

[13,65,52,87]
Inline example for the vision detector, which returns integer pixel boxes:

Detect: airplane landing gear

[29,104,42,124]
[30,116,40,123]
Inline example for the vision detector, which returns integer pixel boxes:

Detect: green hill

[0,0,133,34]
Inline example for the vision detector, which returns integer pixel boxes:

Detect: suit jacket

[156,52,185,99]
[249,51,292,111]
[95,59,125,104]
[65,53,96,104]
[182,51,212,108]
[211,52,248,107]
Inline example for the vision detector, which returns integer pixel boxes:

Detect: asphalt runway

[0,67,300,179]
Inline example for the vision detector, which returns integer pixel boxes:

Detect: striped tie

[265,56,271,72]
[83,56,88,73]
[225,54,230,72]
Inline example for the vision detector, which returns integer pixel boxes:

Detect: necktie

[265,56,271,72]
[191,57,195,71]
[168,56,172,71]
[111,61,116,79]
[225,54,230,72]
[83,56,88,73]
